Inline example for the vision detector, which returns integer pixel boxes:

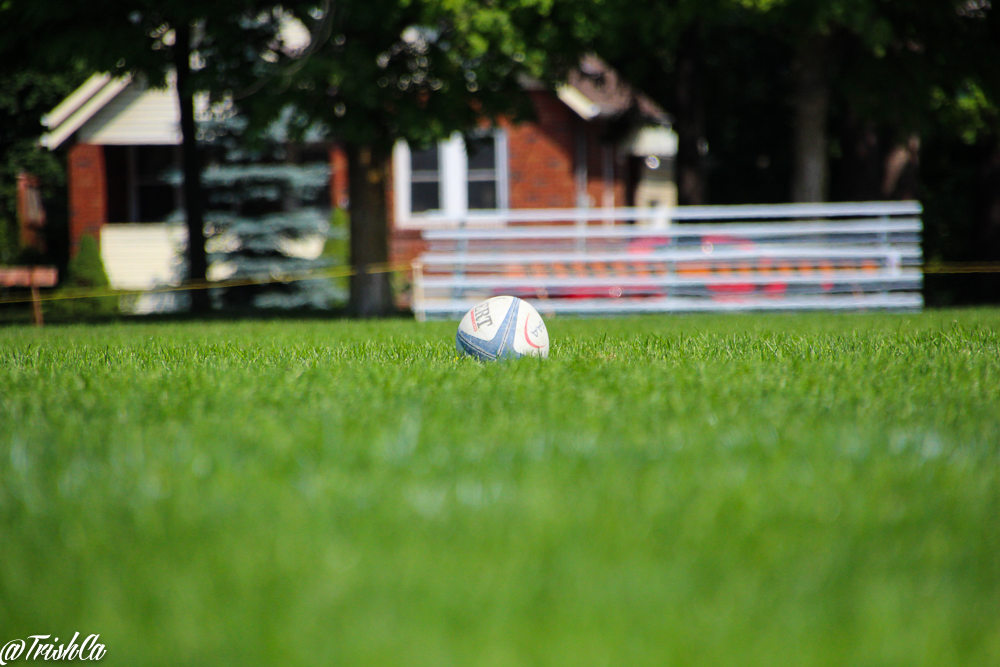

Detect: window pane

[137,145,176,181]
[138,184,178,222]
[468,180,497,210]
[411,181,440,212]
[466,136,496,171]
[410,145,439,171]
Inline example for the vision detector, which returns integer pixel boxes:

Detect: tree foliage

[2,0,584,316]
[233,0,585,315]
[0,66,87,265]
[1,0,315,311]
[47,233,118,318]
[4,0,1000,309]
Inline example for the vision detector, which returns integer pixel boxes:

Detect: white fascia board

[626,125,678,157]
[393,139,412,227]
[41,75,133,149]
[556,84,601,120]
[40,73,112,129]
[441,132,467,218]
[516,73,546,91]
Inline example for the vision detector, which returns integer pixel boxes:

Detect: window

[409,144,441,213]
[134,146,179,221]
[465,135,498,210]
[394,130,507,226]
[104,145,180,223]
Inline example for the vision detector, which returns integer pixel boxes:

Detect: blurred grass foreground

[1,310,999,667]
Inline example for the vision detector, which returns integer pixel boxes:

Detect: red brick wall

[584,124,629,212]
[390,227,423,310]
[387,90,635,306]
[385,149,395,235]
[16,172,47,253]
[506,91,578,209]
[67,143,107,256]
[506,92,630,212]
[329,144,349,209]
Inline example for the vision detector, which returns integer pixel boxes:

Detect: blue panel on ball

[456,330,493,361]
[496,300,521,359]
[457,299,520,361]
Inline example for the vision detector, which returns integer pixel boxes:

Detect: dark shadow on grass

[0,301,416,328]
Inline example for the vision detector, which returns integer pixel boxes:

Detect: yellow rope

[922,263,1000,274]
[0,262,410,306]
[1,261,999,306]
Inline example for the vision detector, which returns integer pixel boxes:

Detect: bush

[47,234,118,319]
[322,207,350,297]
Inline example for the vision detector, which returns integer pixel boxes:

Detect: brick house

[42,57,676,309]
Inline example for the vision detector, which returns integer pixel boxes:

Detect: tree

[237,0,582,316]
[738,0,1000,203]
[581,0,789,206]
[0,0,308,311]
[0,29,90,267]
[48,233,119,318]
[0,67,88,265]
[585,0,1000,208]
[703,0,876,203]
[580,0,720,205]
[2,0,587,317]
[187,134,345,310]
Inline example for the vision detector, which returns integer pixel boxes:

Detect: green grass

[1,309,999,667]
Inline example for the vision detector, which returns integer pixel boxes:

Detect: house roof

[40,74,134,149]
[558,54,669,126]
[40,72,211,150]
[43,54,671,151]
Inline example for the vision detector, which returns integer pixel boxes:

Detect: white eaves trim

[41,74,133,149]
[41,73,112,129]
[626,125,678,157]
[556,84,600,120]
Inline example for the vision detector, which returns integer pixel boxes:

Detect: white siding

[101,223,187,290]
[100,223,329,313]
[80,83,182,146]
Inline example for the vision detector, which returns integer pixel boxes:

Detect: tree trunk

[674,25,706,206]
[174,21,211,313]
[346,143,394,317]
[790,36,831,203]
[834,110,882,201]
[978,139,1000,302]
[882,134,920,200]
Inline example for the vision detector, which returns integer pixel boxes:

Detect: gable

[41,73,212,149]
[79,82,182,145]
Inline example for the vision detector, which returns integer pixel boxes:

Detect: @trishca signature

[0,634,106,664]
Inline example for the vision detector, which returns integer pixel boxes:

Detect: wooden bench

[0,266,59,325]
[412,202,923,320]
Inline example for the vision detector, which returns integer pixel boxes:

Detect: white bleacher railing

[412,201,923,320]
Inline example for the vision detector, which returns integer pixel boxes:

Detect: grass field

[1,309,999,667]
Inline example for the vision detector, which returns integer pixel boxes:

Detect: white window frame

[393,129,508,228]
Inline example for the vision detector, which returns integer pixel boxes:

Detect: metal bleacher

[411,201,923,320]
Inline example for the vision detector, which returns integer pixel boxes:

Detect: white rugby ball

[456,296,549,361]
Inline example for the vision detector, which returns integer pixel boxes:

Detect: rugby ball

[456,296,549,361]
